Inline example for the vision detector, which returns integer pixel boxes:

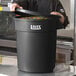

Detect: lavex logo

[30,25,41,30]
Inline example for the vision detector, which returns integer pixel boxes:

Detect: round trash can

[14,9,62,73]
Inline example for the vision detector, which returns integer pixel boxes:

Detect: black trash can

[14,9,62,73]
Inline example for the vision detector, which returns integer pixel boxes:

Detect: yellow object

[0,56,2,64]
[0,6,3,11]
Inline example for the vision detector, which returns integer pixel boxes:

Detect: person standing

[10,0,69,28]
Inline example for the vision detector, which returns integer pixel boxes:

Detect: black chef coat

[13,0,69,28]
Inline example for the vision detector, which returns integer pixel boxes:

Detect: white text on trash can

[30,25,41,30]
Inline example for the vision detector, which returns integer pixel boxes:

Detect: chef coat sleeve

[55,0,69,28]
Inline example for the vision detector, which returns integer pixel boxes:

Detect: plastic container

[14,8,63,73]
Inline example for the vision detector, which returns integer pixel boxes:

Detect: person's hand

[10,3,23,11]
[50,12,64,24]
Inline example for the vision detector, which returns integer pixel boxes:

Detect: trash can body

[15,16,61,73]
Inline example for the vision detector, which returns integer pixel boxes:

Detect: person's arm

[10,0,28,11]
[13,0,26,6]
[10,3,22,11]
[51,11,65,24]
[50,0,69,28]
